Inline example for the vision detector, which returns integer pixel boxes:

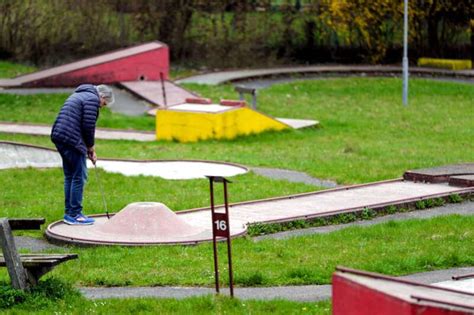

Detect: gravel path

[177,65,474,86]
[80,266,474,301]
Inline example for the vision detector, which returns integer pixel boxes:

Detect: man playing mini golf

[51,84,114,225]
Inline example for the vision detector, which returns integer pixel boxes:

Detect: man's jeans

[55,143,87,217]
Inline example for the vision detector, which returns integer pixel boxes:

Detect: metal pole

[209,178,220,294]
[93,162,109,219]
[252,91,257,110]
[223,180,234,297]
[402,0,409,106]
[160,72,168,107]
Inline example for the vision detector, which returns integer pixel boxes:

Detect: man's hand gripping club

[87,146,97,165]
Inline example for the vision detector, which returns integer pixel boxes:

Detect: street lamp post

[403,0,409,106]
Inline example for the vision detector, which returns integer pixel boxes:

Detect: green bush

[386,205,397,214]
[287,220,309,229]
[0,278,80,310]
[30,277,77,301]
[415,200,426,210]
[449,194,463,203]
[248,222,283,236]
[361,208,376,220]
[434,198,446,207]
[424,198,435,208]
[0,285,26,309]
[336,213,357,224]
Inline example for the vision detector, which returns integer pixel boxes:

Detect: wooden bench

[0,218,78,290]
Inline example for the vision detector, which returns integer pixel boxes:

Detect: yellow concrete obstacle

[156,103,290,142]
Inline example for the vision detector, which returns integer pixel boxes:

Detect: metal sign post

[402,0,409,106]
[160,72,168,107]
[207,175,234,298]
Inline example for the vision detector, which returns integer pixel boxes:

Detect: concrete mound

[46,202,220,246]
[96,202,204,237]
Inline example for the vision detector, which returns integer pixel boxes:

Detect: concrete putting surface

[435,278,474,294]
[0,141,248,179]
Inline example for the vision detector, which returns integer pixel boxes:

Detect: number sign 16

[214,220,227,231]
[212,213,229,237]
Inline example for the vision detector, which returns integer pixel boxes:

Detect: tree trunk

[427,0,439,57]
[471,21,474,64]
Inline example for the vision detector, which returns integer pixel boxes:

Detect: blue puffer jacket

[51,84,100,155]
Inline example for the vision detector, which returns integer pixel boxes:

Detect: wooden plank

[1,255,63,259]
[0,219,28,290]
[0,254,78,265]
[21,257,76,268]
[20,261,57,267]
[8,218,45,230]
[1,260,66,268]
[11,253,77,258]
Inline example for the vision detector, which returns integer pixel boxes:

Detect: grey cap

[96,84,115,106]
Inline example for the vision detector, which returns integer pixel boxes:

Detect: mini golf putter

[93,161,110,219]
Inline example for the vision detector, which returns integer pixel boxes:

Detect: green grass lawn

[3,292,331,315]
[0,61,36,78]
[0,64,473,312]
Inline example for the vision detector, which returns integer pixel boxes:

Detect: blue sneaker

[63,214,95,225]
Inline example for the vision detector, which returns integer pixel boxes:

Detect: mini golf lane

[46,202,247,245]
[46,177,473,246]
[0,141,248,179]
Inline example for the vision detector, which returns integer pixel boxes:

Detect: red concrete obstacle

[3,41,169,87]
[332,267,474,315]
[185,97,213,104]
[219,99,247,107]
